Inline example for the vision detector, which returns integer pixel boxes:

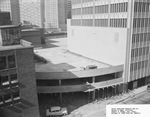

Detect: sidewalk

[65,86,148,117]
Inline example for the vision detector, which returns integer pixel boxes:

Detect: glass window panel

[0,56,7,70]
[8,55,16,69]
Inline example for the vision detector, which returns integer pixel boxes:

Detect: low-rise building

[0,25,40,117]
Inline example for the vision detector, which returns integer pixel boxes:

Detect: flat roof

[0,40,32,51]
[35,37,110,72]
[0,24,20,29]
[0,44,24,51]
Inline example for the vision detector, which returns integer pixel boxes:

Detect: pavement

[65,86,150,117]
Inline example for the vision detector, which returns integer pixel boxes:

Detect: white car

[46,106,68,116]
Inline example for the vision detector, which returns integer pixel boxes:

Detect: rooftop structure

[0,12,11,26]
[0,0,20,25]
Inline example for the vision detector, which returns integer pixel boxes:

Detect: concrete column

[114,85,117,96]
[102,88,104,99]
[88,91,91,103]
[105,88,108,99]
[98,89,99,99]
[145,77,148,85]
[59,80,62,104]
[92,77,95,100]
[60,93,62,104]
[59,80,61,86]
[111,86,114,97]
[123,83,128,93]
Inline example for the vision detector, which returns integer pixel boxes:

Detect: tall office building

[19,0,44,28]
[0,25,40,117]
[44,0,66,31]
[65,0,72,20]
[0,0,20,25]
[68,0,150,91]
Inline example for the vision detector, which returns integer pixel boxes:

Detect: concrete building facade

[44,0,66,31]
[0,0,20,25]
[68,0,150,91]
[19,0,44,28]
[65,0,72,22]
[0,11,11,25]
[0,25,40,117]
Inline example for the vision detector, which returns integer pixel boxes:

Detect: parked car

[86,65,97,70]
[46,106,68,117]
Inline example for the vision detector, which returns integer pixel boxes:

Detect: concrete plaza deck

[35,37,110,73]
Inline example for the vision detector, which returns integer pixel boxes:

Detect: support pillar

[145,77,148,85]
[114,85,117,96]
[98,89,99,99]
[105,87,108,99]
[92,77,95,101]
[60,93,62,104]
[59,80,62,104]
[88,91,90,103]
[102,88,104,99]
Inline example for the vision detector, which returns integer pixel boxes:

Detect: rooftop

[35,37,110,72]
[0,40,33,51]
[0,24,20,29]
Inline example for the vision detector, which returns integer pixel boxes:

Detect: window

[1,75,9,86]
[10,74,17,83]
[13,91,20,101]
[4,94,12,103]
[110,18,127,28]
[10,74,18,86]
[8,55,16,69]
[0,96,3,106]
[0,56,7,70]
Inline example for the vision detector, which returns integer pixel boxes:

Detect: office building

[19,0,44,28]
[68,0,150,91]
[0,0,20,25]
[65,0,72,20]
[0,11,11,25]
[0,25,40,117]
[44,0,66,31]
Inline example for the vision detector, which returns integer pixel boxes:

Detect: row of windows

[72,2,127,16]
[0,91,20,107]
[132,33,150,46]
[82,0,93,3]
[82,7,93,14]
[0,55,16,71]
[134,2,150,13]
[1,28,21,45]
[0,74,18,90]
[130,60,148,72]
[133,18,150,28]
[131,47,149,59]
[110,2,128,13]
[95,19,108,27]
[82,19,93,26]
[72,8,81,15]
[71,19,127,28]
[71,19,81,26]
[110,19,127,28]
[95,5,108,14]
[72,0,81,4]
